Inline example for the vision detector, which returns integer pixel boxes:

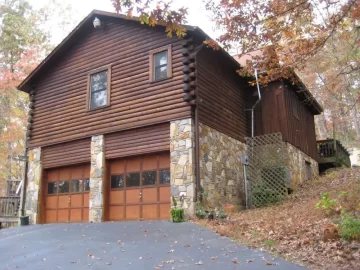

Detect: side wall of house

[254,81,318,161]
[285,142,319,188]
[196,48,249,208]
[199,123,246,209]
[196,47,251,142]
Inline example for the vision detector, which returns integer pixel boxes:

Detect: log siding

[196,47,251,142]
[29,18,190,148]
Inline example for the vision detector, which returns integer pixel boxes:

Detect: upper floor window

[87,65,111,110]
[291,93,300,119]
[149,45,172,82]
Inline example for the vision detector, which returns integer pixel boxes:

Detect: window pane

[142,171,157,186]
[70,180,82,193]
[160,169,170,185]
[126,173,140,187]
[58,181,69,193]
[91,71,108,92]
[111,175,124,189]
[84,178,90,192]
[91,90,107,109]
[48,182,57,194]
[154,51,167,67]
[154,66,168,80]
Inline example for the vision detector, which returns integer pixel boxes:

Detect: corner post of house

[25,147,42,224]
[170,119,196,216]
[90,135,105,222]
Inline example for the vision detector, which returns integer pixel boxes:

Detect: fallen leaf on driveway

[195,260,203,265]
[168,249,175,253]
[232,258,240,264]
[211,256,217,260]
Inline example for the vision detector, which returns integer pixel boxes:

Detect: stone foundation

[25,147,42,224]
[285,142,319,188]
[89,135,104,222]
[199,123,246,208]
[170,119,196,215]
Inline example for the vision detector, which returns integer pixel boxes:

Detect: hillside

[197,168,360,270]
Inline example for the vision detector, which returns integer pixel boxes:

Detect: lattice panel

[245,133,288,208]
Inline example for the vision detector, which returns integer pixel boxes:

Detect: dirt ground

[196,168,360,270]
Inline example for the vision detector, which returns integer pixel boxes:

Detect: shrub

[217,209,228,220]
[315,192,337,215]
[252,181,283,207]
[170,207,185,222]
[339,212,360,241]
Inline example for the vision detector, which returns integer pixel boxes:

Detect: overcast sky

[29,0,219,45]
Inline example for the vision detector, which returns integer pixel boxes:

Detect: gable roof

[17,10,210,92]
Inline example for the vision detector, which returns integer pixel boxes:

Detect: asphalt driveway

[0,221,305,269]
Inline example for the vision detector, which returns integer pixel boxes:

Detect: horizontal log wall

[196,48,251,142]
[105,123,169,159]
[29,18,190,148]
[42,138,91,168]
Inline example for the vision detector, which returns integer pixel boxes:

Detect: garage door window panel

[84,178,90,192]
[111,175,124,189]
[70,180,83,193]
[142,171,157,186]
[159,169,170,185]
[126,172,140,187]
[48,182,57,194]
[58,181,69,193]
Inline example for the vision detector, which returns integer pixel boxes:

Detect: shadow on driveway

[0,221,306,269]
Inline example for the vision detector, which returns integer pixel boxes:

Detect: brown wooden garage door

[108,152,170,221]
[44,164,90,223]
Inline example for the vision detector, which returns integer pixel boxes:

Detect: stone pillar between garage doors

[25,147,42,224]
[170,119,196,215]
[89,135,104,222]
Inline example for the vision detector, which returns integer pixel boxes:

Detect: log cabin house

[17,10,323,224]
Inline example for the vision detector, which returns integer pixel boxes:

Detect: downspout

[19,135,29,217]
[194,43,205,203]
[251,68,262,137]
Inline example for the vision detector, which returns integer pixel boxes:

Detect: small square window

[149,45,172,82]
[87,66,111,110]
[292,93,300,119]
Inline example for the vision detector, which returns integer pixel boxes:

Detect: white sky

[29,0,219,46]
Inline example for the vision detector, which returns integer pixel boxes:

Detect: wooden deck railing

[0,196,20,224]
[317,139,351,168]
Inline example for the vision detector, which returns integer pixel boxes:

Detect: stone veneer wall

[170,119,196,215]
[199,123,246,208]
[285,142,319,188]
[25,147,42,224]
[89,135,104,222]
